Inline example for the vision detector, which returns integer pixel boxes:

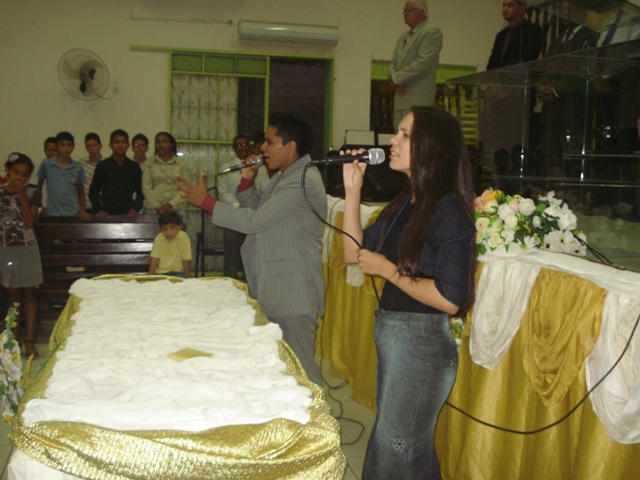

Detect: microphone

[216,156,265,175]
[309,148,385,166]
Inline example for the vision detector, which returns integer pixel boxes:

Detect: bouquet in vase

[474,189,586,257]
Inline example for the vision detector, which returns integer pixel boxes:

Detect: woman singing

[341,106,476,479]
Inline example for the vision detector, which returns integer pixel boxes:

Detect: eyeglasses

[401,7,419,14]
[234,143,250,148]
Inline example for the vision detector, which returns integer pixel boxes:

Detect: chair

[194,208,225,277]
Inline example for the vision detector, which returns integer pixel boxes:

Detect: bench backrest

[35,215,159,280]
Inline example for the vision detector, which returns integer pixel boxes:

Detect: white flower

[539,190,562,206]
[559,231,587,256]
[9,366,21,381]
[544,204,563,220]
[557,204,577,230]
[518,197,536,216]
[504,214,518,230]
[475,217,491,237]
[567,240,587,256]
[542,230,563,252]
[523,235,539,249]
[498,203,516,222]
[451,317,464,326]
[488,232,504,249]
[501,229,515,243]
[532,215,541,228]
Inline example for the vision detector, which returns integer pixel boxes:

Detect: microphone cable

[301,163,638,436]
[300,163,370,446]
[301,163,381,303]
[575,235,613,265]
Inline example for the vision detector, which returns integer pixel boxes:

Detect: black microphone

[309,148,385,166]
[216,156,265,175]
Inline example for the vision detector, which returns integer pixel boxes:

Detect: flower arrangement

[474,189,587,257]
[1,304,24,422]
[450,316,465,347]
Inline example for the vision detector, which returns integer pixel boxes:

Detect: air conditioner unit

[238,21,338,46]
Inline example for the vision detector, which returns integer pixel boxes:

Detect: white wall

[0,0,504,165]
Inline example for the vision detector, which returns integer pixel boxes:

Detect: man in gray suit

[387,0,443,128]
[178,114,326,385]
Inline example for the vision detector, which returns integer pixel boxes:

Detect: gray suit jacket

[211,155,326,318]
[388,20,443,113]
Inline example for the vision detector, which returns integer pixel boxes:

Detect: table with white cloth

[9,276,346,480]
[318,196,640,479]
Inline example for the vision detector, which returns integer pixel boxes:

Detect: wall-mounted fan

[57,49,110,100]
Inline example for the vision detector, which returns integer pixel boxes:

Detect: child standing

[0,153,43,358]
[131,133,149,168]
[148,211,191,278]
[36,131,89,219]
[78,132,103,213]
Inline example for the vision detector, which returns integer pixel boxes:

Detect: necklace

[379,193,412,252]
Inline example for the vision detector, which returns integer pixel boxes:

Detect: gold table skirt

[11,276,346,480]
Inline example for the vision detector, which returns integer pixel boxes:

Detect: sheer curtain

[172,74,239,273]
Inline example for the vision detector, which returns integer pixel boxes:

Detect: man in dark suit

[178,114,326,385]
[545,1,597,57]
[546,25,597,56]
[487,0,543,70]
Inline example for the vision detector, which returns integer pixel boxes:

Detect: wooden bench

[31,215,159,321]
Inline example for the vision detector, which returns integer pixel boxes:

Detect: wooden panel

[38,242,154,255]
[40,254,151,267]
[35,225,158,241]
[30,216,160,322]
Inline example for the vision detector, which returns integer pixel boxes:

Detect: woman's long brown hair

[375,107,476,316]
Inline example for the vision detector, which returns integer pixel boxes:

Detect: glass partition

[446,38,640,270]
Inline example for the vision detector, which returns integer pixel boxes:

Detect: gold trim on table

[11,275,346,480]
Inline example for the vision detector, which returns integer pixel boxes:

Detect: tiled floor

[0,336,374,480]
[318,358,375,480]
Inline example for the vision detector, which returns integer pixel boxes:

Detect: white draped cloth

[21,278,312,432]
[469,255,541,369]
[586,292,640,443]
[470,249,640,443]
[322,196,382,287]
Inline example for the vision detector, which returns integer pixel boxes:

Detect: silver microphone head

[367,148,386,165]
[253,156,265,167]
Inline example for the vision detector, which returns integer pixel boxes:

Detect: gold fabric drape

[317,211,384,412]
[318,212,640,479]
[11,276,346,480]
[521,268,606,406]
[436,267,639,479]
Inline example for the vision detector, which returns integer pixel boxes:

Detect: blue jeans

[363,309,458,480]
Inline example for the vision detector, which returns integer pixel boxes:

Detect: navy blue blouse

[363,192,474,314]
